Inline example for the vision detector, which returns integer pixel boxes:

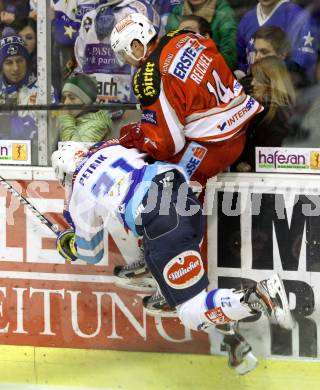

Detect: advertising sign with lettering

[0,141,31,165]
[206,177,320,359]
[1,176,320,360]
[0,180,208,353]
[256,147,320,173]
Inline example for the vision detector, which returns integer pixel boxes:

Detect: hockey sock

[176,288,254,331]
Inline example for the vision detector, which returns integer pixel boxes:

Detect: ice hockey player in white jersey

[74,0,161,102]
[52,140,293,374]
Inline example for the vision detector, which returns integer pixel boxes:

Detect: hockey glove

[119,122,144,149]
[56,229,77,262]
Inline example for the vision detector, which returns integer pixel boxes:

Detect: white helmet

[51,142,88,187]
[111,13,157,66]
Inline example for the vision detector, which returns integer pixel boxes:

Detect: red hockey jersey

[132,30,263,162]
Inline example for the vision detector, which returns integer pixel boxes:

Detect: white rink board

[1,167,320,361]
[206,173,320,360]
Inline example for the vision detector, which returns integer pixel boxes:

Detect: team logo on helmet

[115,15,135,33]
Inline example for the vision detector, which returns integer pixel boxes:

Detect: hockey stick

[0,175,60,236]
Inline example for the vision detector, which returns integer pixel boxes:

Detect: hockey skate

[217,324,258,375]
[244,273,293,330]
[143,290,178,317]
[113,248,157,292]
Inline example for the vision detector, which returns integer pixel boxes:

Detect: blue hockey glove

[56,229,77,262]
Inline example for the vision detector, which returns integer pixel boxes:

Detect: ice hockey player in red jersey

[111,13,263,186]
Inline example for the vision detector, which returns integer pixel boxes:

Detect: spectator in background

[178,14,211,38]
[166,0,238,69]
[29,0,37,20]
[0,35,57,141]
[228,0,257,21]
[75,1,161,103]
[0,35,33,104]
[239,26,309,92]
[253,26,291,62]
[57,73,112,143]
[254,26,310,89]
[236,0,318,83]
[236,56,296,172]
[0,1,30,30]
[16,18,37,75]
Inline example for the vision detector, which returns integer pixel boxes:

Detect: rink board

[0,177,208,354]
[0,170,320,368]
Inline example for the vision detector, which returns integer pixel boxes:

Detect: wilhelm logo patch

[163,250,204,289]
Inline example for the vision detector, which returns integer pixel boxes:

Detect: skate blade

[233,352,258,375]
[114,276,157,292]
[270,273,294,330]
[144,307,178,318]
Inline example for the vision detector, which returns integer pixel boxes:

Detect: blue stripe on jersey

[206,289,218,310]
[120,165,147,230]
[124,164,158,236]
[122,165,147,209]
[77,248,104,264]
[76,229,104,250]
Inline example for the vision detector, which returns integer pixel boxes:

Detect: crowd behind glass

[0,0,319,171]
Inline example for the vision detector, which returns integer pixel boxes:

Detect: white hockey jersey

[68,143,186,263]
[74,0,161,102]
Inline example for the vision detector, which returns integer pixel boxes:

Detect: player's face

[2,56,27,84]
[19,25,36,54]
[126,40,145,67]
[254,39,277,61]
[119,50,140,67]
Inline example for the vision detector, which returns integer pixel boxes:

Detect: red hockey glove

[119,122,144,149]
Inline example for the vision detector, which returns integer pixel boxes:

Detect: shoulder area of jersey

[133,60,161,106]
[89,138,120,153]
[51,141,89,186]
